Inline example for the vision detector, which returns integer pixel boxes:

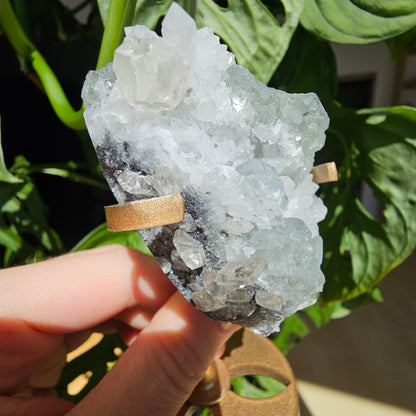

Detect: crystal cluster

[82,3,329,335]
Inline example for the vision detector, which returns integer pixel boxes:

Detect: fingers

[0,395,74,416]
[115,305,153,331]
[67,292,239,416]
[0,245,175,333]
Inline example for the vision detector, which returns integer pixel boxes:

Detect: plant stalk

[0,0,86,130]
[0,0,34,58]
[96,0,137,69]
[31,51,86,130]
[183,0,197,18]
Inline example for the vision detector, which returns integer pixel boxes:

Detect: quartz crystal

[82,3,330,335]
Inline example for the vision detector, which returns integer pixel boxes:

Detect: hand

[0,245,237,416]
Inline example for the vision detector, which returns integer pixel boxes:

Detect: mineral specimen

[82,3,330,335]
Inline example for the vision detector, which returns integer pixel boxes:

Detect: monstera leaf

[320,105,416,302]
[194,0,303,83]
[273,102,416,351]
[300,0,416,44]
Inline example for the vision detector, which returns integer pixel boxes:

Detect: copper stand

[177,328,298,416]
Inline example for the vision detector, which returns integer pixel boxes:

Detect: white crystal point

[82,2,330,336]
[162,2,197,44]
[113,25,188,108]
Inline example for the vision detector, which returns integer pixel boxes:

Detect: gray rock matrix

[82,3,330,335]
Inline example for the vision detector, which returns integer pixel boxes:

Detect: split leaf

[320,105,416,302]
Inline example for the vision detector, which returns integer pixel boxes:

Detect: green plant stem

[183,0,197,18]
[96,0,137,69]
[0,0,34,58]
[0,1,86,130]
[31,51,86,130]
[1,0,139,130]
[24,162,109,191]
[37,168,109,191]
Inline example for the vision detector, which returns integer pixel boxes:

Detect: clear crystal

[216,258,267,285]
[152,166,181,195]
[116,170,154,196]
[191,289,225,312]
[178,213,197,232]
[173,229,207,270]
[255,290,284,310]
[82,3,329,336]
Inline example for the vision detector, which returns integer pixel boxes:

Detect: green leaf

[341,286,383,310]
[386,26,416,58]
[351,0,416,17]
[231,374,286,398]
[300,0,416,44]
[272,313,310,354]
[0,178,63,266]
[320,105,416,302]
[270,26,338,102]
[71,222,152,256]
[272,300,340,355]
[133,0,174,28]
[0,118,22,184]
[195,0,303,83]
[0,226,23,252]
[273,287,384,353]
[303,299,338,327]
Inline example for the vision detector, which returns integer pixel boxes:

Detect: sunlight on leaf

[231,374,287,398]
[301,0,416,44]
[71,222,152,256]
[195,0,303,83]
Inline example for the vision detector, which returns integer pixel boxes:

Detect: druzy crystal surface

[82,3,329,335]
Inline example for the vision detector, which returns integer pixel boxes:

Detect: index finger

[0,245,175,333]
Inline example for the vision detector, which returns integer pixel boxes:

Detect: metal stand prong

[311,162,338,184]
[105,194,185,231]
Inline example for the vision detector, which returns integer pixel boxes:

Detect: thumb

[67,292,238,416]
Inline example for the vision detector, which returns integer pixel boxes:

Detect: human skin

[0,245,238,416]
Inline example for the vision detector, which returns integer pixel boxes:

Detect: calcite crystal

[82,3,329,335]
